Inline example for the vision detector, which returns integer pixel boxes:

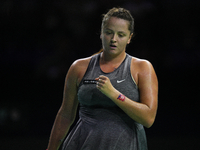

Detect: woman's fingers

[96,75,110,89]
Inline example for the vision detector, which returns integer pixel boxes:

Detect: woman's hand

[95,75,115,97]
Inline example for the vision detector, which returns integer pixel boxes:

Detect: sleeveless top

[62,53,147,150]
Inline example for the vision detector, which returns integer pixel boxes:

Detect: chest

[78,59,139,107]
[100,63,121,73]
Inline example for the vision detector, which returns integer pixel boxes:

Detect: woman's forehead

[104,17,130,31]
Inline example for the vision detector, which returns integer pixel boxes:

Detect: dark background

[1,0,200,149]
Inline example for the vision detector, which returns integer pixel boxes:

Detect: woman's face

[101,17,132,55]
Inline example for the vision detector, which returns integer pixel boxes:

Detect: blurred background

[1,0,200,149]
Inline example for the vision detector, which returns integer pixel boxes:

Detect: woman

[47,7,158,150]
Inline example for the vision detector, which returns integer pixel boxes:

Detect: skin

[47,17,158,150]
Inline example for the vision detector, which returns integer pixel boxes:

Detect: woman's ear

[100,34,102,39]
[127,33,133,44]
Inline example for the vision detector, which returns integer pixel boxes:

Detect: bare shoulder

[130,56,157,85]
[71,56,92,70]
[131,56,155,73]
[69,56,92,85]
[131,56,152,67]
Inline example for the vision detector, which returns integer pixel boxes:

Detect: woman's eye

[105,31,112,34]
[118,34,124,37]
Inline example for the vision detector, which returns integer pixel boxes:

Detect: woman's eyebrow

[104,28,112,31]
[105,28,126,33]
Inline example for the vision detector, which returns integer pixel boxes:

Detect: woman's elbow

[143,117,155,128]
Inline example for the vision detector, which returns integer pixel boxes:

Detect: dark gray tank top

[73,53,147,150]
[78,53,139,107]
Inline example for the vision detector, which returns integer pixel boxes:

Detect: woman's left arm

[96,60,158,128]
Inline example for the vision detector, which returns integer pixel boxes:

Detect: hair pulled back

[101,7,134,35]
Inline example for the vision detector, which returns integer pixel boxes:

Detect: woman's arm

[47,61,80,150]
[96,60,158,128]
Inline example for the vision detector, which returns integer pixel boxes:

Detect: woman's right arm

[47,61,80,150]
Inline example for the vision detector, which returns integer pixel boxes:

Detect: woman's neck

[99,51,126,73]
[100,51,126,64]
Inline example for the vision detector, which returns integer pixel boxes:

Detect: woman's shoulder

[129,56,156,85]
[130,56,155,74]
[68,56,92,85]
[130,56,151,66]
[72,56,92,68]
[69,56,92,74]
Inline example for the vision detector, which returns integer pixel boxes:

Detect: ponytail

[92,49,103,56]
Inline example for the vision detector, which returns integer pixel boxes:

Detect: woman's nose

[111,34,117,43]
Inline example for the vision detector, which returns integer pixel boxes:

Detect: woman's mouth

[110,44,117,49]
